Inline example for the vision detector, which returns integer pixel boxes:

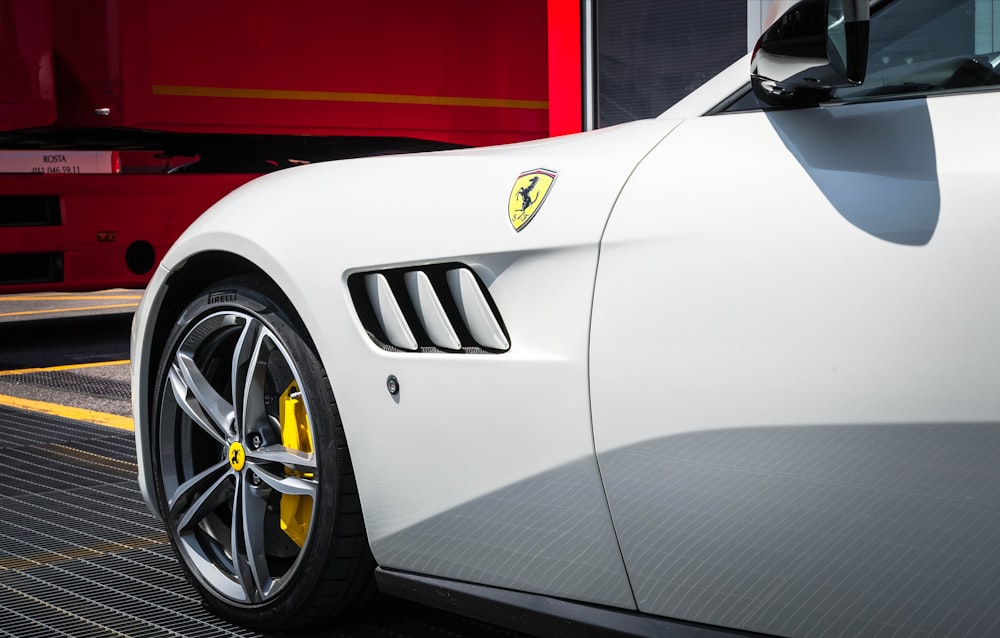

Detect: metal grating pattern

[7,371,132,401]
[0,406,257,638]
[0,408,135,498]
[0,404,528,637]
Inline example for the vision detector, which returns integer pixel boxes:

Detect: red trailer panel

[547,0,583,136]
[0,1,584,293]
[49,0,552,146]
[0,173,254,293]
[0,0,56,132]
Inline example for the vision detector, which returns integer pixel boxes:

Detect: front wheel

[151,275,375,629]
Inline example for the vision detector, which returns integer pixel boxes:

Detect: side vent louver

[350,263,510,354]
[404,271,462,350]
[445,268,509,351]
[364,273,418,351]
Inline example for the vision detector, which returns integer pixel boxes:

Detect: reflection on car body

[132,1,1000,635]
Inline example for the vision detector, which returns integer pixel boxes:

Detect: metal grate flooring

[9,371,132,401]
[0,405,526,638]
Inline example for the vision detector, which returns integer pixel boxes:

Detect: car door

[591,1,1000,636]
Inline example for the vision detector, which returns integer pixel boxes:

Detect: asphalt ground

[0,290,134,425]
[0,290,528,638]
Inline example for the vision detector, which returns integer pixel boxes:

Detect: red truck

[0,0,581,292]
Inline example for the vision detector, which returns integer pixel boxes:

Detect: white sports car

[132,1,1000,635]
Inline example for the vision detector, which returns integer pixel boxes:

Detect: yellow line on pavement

[0,359,130,377]
[0,394,134,431]
[0,302,138,318]
[0,295,143,301]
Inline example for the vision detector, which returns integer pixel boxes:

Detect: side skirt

[374,567,765,638]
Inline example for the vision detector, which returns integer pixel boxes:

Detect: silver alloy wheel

[157,309,319,604]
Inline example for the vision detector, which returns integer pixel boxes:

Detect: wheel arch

[144,254,251,403]
[140,256,377,624]
[135,249,324,519]
[145,248,328,410]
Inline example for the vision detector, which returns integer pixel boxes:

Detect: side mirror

[751,0,870,107]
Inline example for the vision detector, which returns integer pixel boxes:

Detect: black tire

[150,275,376,629]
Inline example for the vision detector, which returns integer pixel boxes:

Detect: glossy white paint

[590,88,1000,627]
[403,270,461,350]
[366,272,418,351]
[592,93,1000,455]
[131,264,169,517]
[445,267,508,350]
[131,2,1000,630]
[134,117,681,605]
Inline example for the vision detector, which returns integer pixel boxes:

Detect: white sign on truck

[0,150,119,174]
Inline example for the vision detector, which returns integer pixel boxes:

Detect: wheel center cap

[229,441,246,472]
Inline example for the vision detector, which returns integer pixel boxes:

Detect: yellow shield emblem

[508,169,557,231]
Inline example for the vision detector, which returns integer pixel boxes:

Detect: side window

[835,0,1000,100]
[723,0,1000,112]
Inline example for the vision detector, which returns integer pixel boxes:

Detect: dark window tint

[835,0,1000,100]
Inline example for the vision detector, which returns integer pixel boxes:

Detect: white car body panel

[131,1,1000,633]
[591,90,1000,631]
[595,93,1000,448]
[135,118,681,607]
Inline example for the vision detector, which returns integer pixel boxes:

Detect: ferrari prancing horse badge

[508,168,557,232]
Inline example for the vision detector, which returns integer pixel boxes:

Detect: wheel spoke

[231,319,270,439]
[229,480,258,602]
[159,303,330,606]
[168,459,230,511]
[171,353,234,443]
[241,477,274,599]
[249,465,318,497]
[172,466,233,532]
[235,554,258,603]
[247,444,317,471]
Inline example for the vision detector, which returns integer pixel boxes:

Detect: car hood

[159,117,684,282]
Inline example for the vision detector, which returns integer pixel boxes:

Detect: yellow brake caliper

[278,381,313,547]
